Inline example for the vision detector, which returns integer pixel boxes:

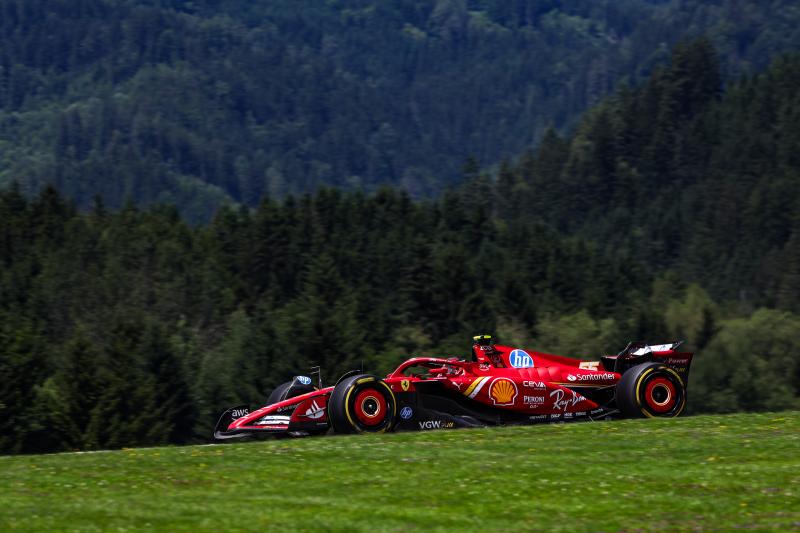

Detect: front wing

[214,388,333,439]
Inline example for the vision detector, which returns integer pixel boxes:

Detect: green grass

[2,412,799,532]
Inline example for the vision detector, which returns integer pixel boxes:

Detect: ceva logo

[509,349,534,368]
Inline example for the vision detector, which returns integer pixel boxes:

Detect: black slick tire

[616,362,687,418]
[328,374,397,434]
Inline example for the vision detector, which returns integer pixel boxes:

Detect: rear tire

[328,374,397,434]
[616,363,686,418]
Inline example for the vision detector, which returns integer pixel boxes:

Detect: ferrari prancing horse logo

[401,379,410,392]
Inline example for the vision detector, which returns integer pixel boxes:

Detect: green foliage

[3,1,800,219]
[0,182,655,453]
[0,315,48,453]
[691,309,800,413]
[2,42,800,454]
[511,43,800,308]
[47,327,104,450]
[664,284,719,351]
[534,310,620,358]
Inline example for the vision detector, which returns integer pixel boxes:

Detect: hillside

[2,0,800,219]
[494,42,800,310]
[2,412,798,531]
[3,42,800,454]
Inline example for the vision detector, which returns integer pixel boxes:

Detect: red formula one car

[213,335,693,439]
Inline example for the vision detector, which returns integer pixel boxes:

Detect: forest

[2,0,800,221]
[1,38,799,453]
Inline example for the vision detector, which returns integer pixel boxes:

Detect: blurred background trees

[2,0,800,221]
[2,7,800,452]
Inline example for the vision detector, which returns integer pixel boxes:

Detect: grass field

[2,412,798,532]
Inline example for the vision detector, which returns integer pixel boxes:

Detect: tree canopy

[1,32,799,453]
[2,0,800,220]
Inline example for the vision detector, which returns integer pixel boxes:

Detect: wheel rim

[644,376,677,414]
[353,388,387,426]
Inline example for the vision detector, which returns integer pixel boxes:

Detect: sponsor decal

[550,388,586,412]
[523,380,546,390]
[297,376,312,385]
[401,379,410,392]
[523,395,545,405]
[578,361,600,371]
[479,363,491,371]
[566,372,615,382]
[574,411,586,416]
[301,400,325,420]
[445,365,462,376]
[418,420,455,430]
[255,415,291,425]
[479,345,493,351]
[529,414,548,421]
[509,349,534,368]
[400,406,413,420]
[590,408,605,415]
[667,358,689,365]
[463,376,490,399]
[632,343,675,356]
[550,413,562,420]
[649,343,676,352]
[489,378,518,406]
[231,408,249,419]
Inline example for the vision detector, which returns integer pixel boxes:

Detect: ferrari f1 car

[213,335,693,439]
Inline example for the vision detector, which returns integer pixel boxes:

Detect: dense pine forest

[2,37,800,453]
[3,0,800,220]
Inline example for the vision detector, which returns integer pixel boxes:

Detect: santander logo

[567,373,615,382]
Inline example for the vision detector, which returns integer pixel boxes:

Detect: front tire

[616,363,687,418]
[328,374,397,434]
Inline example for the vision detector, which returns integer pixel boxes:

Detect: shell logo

[489,378,518,406]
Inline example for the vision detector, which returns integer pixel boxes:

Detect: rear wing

[602,341,694,385]
[621,341,684,356]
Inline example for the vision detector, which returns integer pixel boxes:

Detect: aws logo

[489,378,518,406]
[231,408,249,419]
